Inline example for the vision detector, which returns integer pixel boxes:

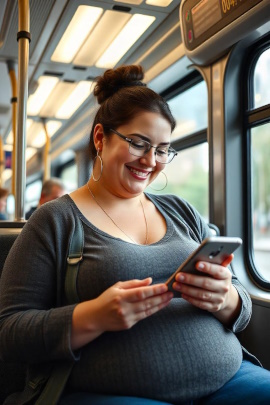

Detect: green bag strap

[64,216,84,304]
[36,216,84,405]
[35,362,74,405]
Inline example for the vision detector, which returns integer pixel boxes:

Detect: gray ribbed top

[0,193,254,402]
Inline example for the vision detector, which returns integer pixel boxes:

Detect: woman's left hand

[172,254,241,326]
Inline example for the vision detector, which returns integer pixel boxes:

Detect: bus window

[168,81,208,139]
[250,47,270,283]
[148,77,209,220]
[148,143,209,221]
[254,48,270,109]
[25,179,42,214]
[251,123,270,282]
[59,162,78,192]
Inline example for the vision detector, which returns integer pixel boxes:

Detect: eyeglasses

[110,129,178,164]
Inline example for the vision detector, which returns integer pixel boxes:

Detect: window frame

[244,36,270,290]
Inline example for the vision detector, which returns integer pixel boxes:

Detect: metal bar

[42,119,51,182]
[7,61,18,197]
[15,0,30,221]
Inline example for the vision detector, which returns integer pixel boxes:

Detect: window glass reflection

[147,143,209,221]
[168,81,208,139]
[251,123,270,281]
[254,47,270,108]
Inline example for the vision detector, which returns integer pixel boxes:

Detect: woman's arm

[71,278,172,350]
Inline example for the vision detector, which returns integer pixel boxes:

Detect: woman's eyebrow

[129,133,170,145]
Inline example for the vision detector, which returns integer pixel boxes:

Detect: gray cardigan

[0,193,258,402]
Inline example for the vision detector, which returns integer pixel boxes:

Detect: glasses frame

[110,128,178,164]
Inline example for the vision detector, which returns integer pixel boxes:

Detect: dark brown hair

[89,65,176,160]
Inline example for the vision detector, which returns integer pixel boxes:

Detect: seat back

[0,224,27,404]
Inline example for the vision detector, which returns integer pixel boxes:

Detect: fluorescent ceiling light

[3,144,13,151]
[40,82,76,117]
[146,0,173,6]
[114,0,143,4]
[55,81,93,119]
[27,122,46,148]
[27,120,62,149]
[6,131,13,144]
[6,119,33,144]
[96,14,155,68]
[74,10,131,66]
[46,120,62,136]
[26,147,37,161]
[2,169,12,182]
[27,76,59,116]
[51,6,103,63]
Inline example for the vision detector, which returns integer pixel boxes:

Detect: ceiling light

[27,76,59,116]
[46,120,62,136]
[51,6,103,63]
[6,119,33,144]
[146,0,173,6]
[40,82,77,117]
[96,14,155,68]
[113,0,143,4]
[26,147,37,161]
[55,81,93,119]
[3,144,13,152]
[27,122,46,148]
[74,10,131,67]
[2,169,12,182]
[27,120,62,149]
[6,131,13,144]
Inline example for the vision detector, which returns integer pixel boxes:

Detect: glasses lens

[157,149,176,164]
[129,138,149,157]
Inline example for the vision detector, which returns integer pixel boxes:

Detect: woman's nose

[139,147,157,166]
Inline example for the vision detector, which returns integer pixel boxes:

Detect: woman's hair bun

[94,65,146,105]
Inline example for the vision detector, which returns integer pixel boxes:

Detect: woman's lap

[200,360,270,405]
[59,361,270,405]
[59,393,174,405]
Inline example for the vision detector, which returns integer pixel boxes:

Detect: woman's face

[96,111,172,198]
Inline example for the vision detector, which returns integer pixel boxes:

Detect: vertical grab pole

[15,0,31,221]
[7,60,18,197]
[0,135,4,187]
[42,119,51,182]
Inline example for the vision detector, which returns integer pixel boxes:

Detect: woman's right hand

[71,278,173,350]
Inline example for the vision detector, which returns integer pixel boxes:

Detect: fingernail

[198,263,205,269]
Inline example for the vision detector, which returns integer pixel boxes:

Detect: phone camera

[209,246,223,259]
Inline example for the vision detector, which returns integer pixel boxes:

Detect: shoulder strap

[65,216,84,304]
[4,216,85,405]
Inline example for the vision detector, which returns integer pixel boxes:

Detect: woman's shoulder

[30,194,74,219]
[146,192,198,217]
[146,192,210,242]
[24,194,79,238]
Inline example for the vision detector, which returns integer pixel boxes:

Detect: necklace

[86,182,148,245]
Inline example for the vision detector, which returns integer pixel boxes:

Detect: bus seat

[0,223,27,404]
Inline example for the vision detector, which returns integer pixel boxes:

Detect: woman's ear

[93,124,105,152]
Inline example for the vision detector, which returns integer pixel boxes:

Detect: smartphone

[166,236,242,296]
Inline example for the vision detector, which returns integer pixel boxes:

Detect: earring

[149,171,168,191]
[92,149,103,182]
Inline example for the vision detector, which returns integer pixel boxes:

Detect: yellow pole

[7,61,18,196]
[42,120,51,181]
[0,136,4,187]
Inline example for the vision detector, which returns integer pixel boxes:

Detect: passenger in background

[0,187,8,220]
[25,177,65,219]
[1,65,270,405]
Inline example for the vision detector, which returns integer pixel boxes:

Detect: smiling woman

[1,64,270,405]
